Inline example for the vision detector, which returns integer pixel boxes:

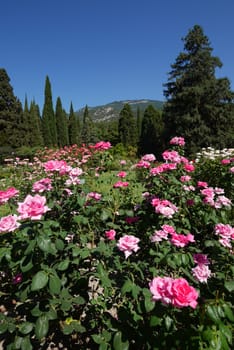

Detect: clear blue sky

[1,0,234,112]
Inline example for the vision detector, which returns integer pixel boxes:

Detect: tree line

[0,24,233,158]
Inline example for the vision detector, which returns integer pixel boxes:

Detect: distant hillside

[76,99,164,122]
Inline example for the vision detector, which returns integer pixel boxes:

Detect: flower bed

[0,138,233,349]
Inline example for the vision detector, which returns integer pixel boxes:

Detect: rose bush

[0,139,233,349]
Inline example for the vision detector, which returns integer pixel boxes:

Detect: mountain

[76,99,164,122]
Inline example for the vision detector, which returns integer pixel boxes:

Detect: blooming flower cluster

[113,181,129,188]
[149,276,198,309]
[150,224,194,247]
[93,141,111,151]
[169,136,185,147]
[151,198,178,218]
[214,223,234,249]
[200,187,232,209]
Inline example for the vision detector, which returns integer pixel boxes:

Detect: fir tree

[0,68,24,148]
[41,76,57,147]
[138,105,164,158]
[55,97,68,147]
[163,25,234,154]
[118,104,138,147]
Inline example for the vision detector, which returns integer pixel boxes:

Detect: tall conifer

[0,68,24,148]
[55,97,68,147]
[118,104,137,147]
[41,76,57,147]
[163,25,234,154]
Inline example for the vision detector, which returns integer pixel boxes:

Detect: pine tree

[138,105,164,158]
[55,97,69,147]
[118,104,138,147]
[68,102,79,145]
[163,25,234,154]
[29,100,43,146]
[136,107,142,138]
[0,68,24,148]
[41,76,57,147]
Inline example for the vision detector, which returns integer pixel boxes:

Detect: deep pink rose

[105,229,116,240]
[117,235,140,259]
[17,194,50,220]
[170,233,195,247]
[171,278,198,309]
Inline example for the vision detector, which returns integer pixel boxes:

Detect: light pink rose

[117,171,127,178]
[117,235,140,259]
[0,215,20,233]
[192,264,211,283]
[105,229,116,240]
[113,181,129,188]
[149,277,174,304]
[17,194,50,220]
[141,154,156,162]
[171,278,198,309]
[87,192,102,201]
[32,178,52,193]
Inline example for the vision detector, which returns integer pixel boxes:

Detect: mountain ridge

[76,99,164,122]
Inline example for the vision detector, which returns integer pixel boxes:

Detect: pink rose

[105,229,116,240]
[0,215,20,233]
[117,171,127,178]
[113,181,129,188]
[0,187,19,205]
[170,233,195,247]
[149,277,174,304]
[171,278,198,309]
[192,264,211,283]
[169,136,185,146]
[32,178,52,193]
[17,194,50,220]
[117,235,140,259]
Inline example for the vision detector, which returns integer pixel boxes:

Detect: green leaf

[219,324,232,344]
[21,336,33,350]
[222,303,234,322]
[19,322,34,335]
[55,238,65,250]
[100,209,110,221]
[165,316,173,331]
[35,315,49,340]
[57,259,70,271]
[206,305,221,324]
[49,274,61,294]
[224,280,234,292]
[99,342,108,350]
[92,334,103,344]
[113,331,129,350]
[31,271,48,291]
[150,315,161,327]
[144,297,155,312]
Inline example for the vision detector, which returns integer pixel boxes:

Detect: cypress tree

[41,76,57,147]
[29,100,44,147]
[22,96,31,146]
[55,97,68,147]
[81,105,95,145]
[163,25,234,154]
[118,103,138,147]
[138,105,164,158]
[0,68,24,148]
[68,102,79,145]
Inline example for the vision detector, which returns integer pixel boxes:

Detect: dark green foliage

[41,76,57,147]
[163,25,234,155]
[55,97,69,147]
[136,107,142,138]
[29,101,44,147]
[118,104,138,147]
[0,68,24,148]
[68,102,80,145]
[138,105,164,158]
[81,105,96,145]
[96,119,119,146]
